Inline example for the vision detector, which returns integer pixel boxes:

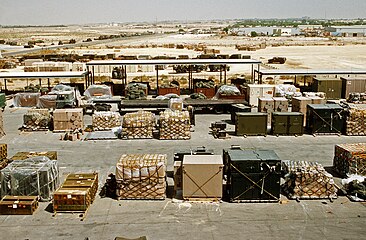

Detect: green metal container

[0,93,6,110]
[271,112,304,136]
[312,78,342,99]
[230,104,251,123]
[235,112,267,136]
[306,104,344,134]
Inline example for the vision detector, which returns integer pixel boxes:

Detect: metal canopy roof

[86,59,261,66]
[0,71,88,79]
[256,69,366,76]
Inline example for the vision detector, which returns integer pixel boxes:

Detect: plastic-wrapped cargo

[122,110,155,139]
[169,98,183,111]
[274,84,301,98]
[341,175,366,201]
[333,143,366,177]
[215,85,242,99]
[282,161,337,199]
[84,84,112,100]
[159,110,191,140]
[13,93,41,107]
[116,154,167,199]
[37,95,57,109]
[0,156,59,201]
[126,83,147,100]
[92,111,121,131]
[23,109,51,131]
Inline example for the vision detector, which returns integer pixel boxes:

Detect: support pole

[219,66,222,83]
[224,65,227,84]
[92,66,95,85]
[251,64,254,81]
[39,78,42,87]
[258,64,261,84]
[4,79,7,92]
[156,65,159,93]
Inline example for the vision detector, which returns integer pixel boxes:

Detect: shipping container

[271,112,304,136]
[235,112,268,136]
[312,78,342,99]
[306,104,344,134]
[340,77,366,99]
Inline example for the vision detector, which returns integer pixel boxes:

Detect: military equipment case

[223,148,281,202]
[312,78,342,99]
[0,196,39,215]
[235,113,268,136]
[271,112,304,135]
[230,104,251,123]
[306,104,344,134]
[340,77,366,99]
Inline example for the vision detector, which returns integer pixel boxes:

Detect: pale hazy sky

[1,0,365,25]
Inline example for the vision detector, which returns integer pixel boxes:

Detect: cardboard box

[182,155,223,200]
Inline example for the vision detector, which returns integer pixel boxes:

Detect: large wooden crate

[0,196,39,215]
[53,188,90,211]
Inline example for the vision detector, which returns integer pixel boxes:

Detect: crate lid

[183,155,223,165]
[272,112,303,116]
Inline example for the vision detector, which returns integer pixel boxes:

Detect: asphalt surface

[0,106,365,240]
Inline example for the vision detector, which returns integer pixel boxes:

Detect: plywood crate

[273,97,288,112]
[53,188,91,212]
[182,155,223,201]
[0,196,39,215]
[333,143,366,177]
[116,154,167,200]
[282,161,337,199]
[53,109,83,132]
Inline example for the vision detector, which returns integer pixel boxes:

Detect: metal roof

[0,71,88,79]
[256,69,366,76]
[86,59,261,66]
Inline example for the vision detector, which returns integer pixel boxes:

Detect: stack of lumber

[23,109,51,131]
[122,110,155,139]
[334,143,366,177]
[0,156,59,200]
[159,110,191,140]
[282,161,337,199]
[116,154,167,199]
[92,111,121,131]
[53,109,83,132]
[53,172,98,212]
[346,106,366,135]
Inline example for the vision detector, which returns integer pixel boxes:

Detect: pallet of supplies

[122,110,155,139]
[23,109,51,131]
[10,151,57,161]
[0,156,59,201]
[169,98,183,111]
[92,111,121,131]
[346,106,366,136]
[333,143,366,177]
[159,110,191,140]
[282,161,337,200]
[13,93,40,107]
[116,154,167,200]
[53,108,83,132]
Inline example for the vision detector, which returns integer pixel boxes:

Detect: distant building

[326,25,366,37]
[298,25,324,37]
[273,28,292,37]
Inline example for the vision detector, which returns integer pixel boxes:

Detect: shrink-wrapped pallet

[0,156,59,200]
[346,106,366,136]
[116,154,167,199]
[23,109,51,131]
[282,161,337,199]
[169,98,183,111]
[159,110,191,140]
[122,110,155,139]
[13,93,40,107]
[333,143,366,177]
[92,111,121,131]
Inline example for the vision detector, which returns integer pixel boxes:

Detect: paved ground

[0,107,365,240]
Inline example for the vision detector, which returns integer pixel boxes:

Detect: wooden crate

[0,196,39,215]
[158,87,180,96]
[194,88,216,98]
[53,109,83,132]
[0,144,7,160]
[10,151,57,161]
[53,188,90,212]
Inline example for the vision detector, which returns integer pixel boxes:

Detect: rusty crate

[0,195,39,215]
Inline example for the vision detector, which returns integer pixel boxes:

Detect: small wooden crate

[0,196,39,215]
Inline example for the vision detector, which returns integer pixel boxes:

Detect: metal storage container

[235,112,268,136]
[312,78,342,99]
[182,155,223,200]
[306,104,344,135]
[223,148,281,202]
[271,112,304,136]
[340,77,366,99]
[230,104,251,123]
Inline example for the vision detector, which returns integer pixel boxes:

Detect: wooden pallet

[183,197,221,203]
